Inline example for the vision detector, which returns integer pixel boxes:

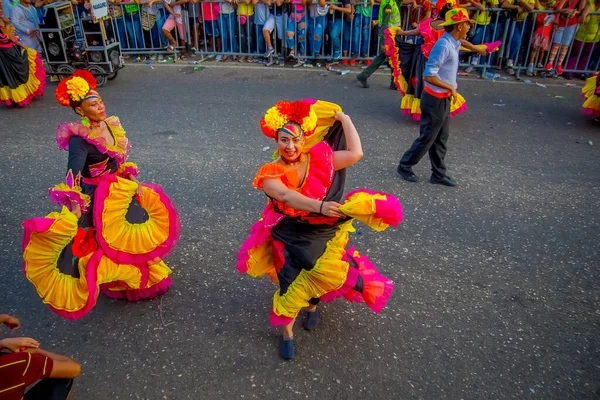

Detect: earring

[80,116,90,128]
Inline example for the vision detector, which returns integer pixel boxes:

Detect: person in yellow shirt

[238,0,256,61]
[468,0,502,71]
[502,0,536,74]
[564,0,600,79]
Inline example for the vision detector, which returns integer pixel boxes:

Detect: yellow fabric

[23,207,143,312]
[117,162,139,176]
[271,220,354,320]
[576,0,600,43]
[103,260,171,292]
[0,47,43,104]
[89,116,128,156]
[339,192,392,232]
[245,237,279,283]
[99,177,170,254]
[475,0,500,25]
[237,2,254,16]
[582,74,598,98]
[304,100,343,151]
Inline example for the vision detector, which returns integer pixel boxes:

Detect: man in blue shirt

[396,8,475,187]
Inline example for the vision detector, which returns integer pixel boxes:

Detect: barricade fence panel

[58,0,600,74]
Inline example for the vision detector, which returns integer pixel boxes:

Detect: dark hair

[444,25,455,33]
[439,4,453,19]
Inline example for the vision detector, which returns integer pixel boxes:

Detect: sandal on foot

[280,337,295,360]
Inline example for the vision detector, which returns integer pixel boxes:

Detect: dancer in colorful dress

[0,2,45,107]
[236,99,403,360]
[582,71,600,121]
[22,70,181,320]
[384,0,501,120]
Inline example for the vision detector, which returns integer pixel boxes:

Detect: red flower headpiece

[436,0,457,11]
[55,70,98,107]
[260,100,318,139]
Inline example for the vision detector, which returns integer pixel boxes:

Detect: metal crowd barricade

[66,1,599,75]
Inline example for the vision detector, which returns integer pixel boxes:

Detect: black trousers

[24,378,73,400]
[399,91,450,179]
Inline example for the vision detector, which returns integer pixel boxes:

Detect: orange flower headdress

[55,70,98,107]
[260,100,318,139]
[435,0,457,12]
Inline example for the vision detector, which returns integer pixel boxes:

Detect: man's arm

[27,348,81,379]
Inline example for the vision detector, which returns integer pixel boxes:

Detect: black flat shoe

[430,175,457,187]
[280,337,295,360]
[357,74,369,88]
[303,309,320,330]
[397,166,418,182]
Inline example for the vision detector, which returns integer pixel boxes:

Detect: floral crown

[436,0,457,11]
[55,70,98,107]
[260,100,318,139]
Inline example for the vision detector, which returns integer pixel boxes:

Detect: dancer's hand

[478,47,488,56]
[450,88,458,101]
[0,337,39,353]
[321,201,345,218]
[136,183,144,198]
[334,111,350,122]
[1,315,21,331]
[71,202,82,218]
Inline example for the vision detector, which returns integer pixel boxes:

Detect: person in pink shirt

[201,0,221,57]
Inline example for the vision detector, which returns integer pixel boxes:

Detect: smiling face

[75,94,106,122]
[276,123,305,163]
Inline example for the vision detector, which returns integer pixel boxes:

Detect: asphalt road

[0,65,598,400]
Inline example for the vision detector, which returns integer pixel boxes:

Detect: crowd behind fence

[32,0,600,75]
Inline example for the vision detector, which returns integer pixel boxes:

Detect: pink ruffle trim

[119,165,139,178]
[345,189,404,227]
[270,309,294,326]
[48,187,89,213]
[100,276,172,301]
[56,118,130,164]
[235,203,284,274]
[93,176,181,265]
[450,102,468,118]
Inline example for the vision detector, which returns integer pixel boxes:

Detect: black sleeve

[67,136,88,178]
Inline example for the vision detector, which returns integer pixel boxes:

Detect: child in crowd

[286,0,308,61]
[238,0,256,62]
[201,0,221,58]
[545,0,583,75]
[263,0,285,63]
[527,0,557,75]
[162,0,187,52]
[467,0,500,72]
[501,0,535,75]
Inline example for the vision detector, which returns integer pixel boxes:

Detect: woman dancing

[236,99,403,360]
[0,2,45,107]
[582,71,600,122]
[23,70,180,319]
[384,0,501,121]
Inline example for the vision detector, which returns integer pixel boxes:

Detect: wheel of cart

[86,65,107,87]
[107,70,118,81]
[56,64,75,81]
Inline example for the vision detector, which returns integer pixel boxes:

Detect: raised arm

[333,112,363,170]
[262,178,345,217]
[28,348,81,379]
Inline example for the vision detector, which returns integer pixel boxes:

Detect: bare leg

[282,318,295,339]
[264,28,273,48]
[163,29,177,47]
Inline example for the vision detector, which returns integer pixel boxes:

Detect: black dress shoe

[397,166,418,182]
[357,74,369,88]
[430,175,457,187]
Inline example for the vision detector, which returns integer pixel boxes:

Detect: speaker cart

[40,1,123,86]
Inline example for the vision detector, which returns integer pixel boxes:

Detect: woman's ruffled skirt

[384,27,467,121]
[23,175,180,319]
[582,72,600,118]
[236,189,403,326]
[0,45,46,107]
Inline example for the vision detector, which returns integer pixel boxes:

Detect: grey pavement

[0,66,599,400]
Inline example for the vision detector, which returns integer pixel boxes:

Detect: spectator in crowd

[467,0,500,72]
[286,0,307,61]
[139,0,167,51]
[350,0,375,65]
[219,0,237,60]
[10,0,40,51]
[563,0,600,79]
[121,0,144,48]
[238,0,256,61]
[545,0,583,75]
[262,0,285,62]
[109,0,128,49]
[356,0,401,88]
[407,0,431,46]
[254,0,269,54]
[526,0,557,75]
[502,0,535,75]
[201,0,221,59]
[328,0,352,64]
[2,0,15,19]
[0,313,81,400]
[162,0,187,52]
[308,0,328,59]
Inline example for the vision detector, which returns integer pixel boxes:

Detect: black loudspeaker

[82,17,118,47]
[40,3,76,64]
[41,30,69,63]
[86,42,121,68]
